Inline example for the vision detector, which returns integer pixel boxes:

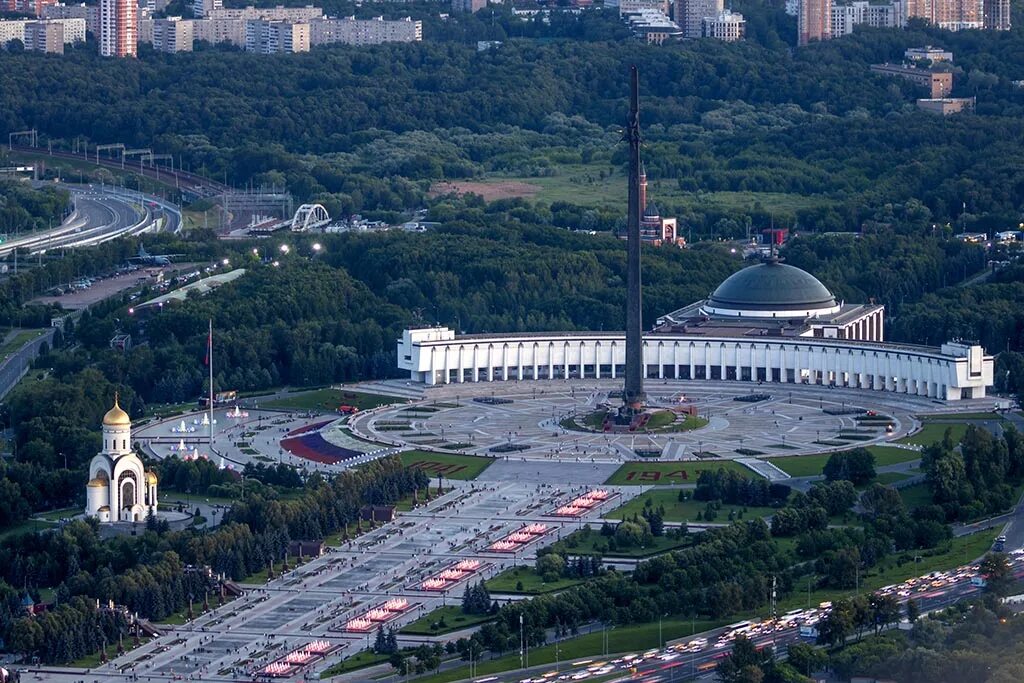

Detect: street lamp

[312,242,322,253]
[279,244,290,255]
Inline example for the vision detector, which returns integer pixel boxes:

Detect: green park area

[549,526,692,558]
[398,450,495,480]
[898,423,970,448]
[319,650,390,678]
[0,328,46,358]
[400,605,494,636]
[767,446,920,478]
[563,409,707,433]
[608,489,780,523]
[605,459,756,486]
[485,566,585,595]
[262,387,401,412]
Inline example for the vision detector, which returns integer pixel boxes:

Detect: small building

[905,46,952,63]
[24,19,64,53]
[109,333,132,351]
[916,97,974,115]
[451,0,486,12]
[625,9,682,43]
[870,63,952,99]
[702,9,745,40]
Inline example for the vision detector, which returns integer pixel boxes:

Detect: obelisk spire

[623,65,645,414]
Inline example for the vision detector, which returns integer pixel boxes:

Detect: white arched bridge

[291,203,331,231]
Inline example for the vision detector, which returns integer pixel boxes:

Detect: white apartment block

[191,0,221,18]
[702,9,744,40]
[24,19,64,52]
[618,0,668,16]
[309,16,421,45]
[42,3,98,35]
[209,5,322,21]
[831,0,904,36]
[0,16,84,45]
[675,0,723,37]
[245,18,309,53]
[191,17,245,45]
[151,16,192,51]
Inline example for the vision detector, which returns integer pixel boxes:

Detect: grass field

[400,605,494,635]
[263,387,401,412]
[607,489,779,523]
[873,471,914,486]
[485,566,585,594]
[605,460,756,486]
[919,412,1003,421]
[319,651,390,679]
[553,529,692,557]
[398,450,494,480]
[766,446,921,478]
[0,328,45,358]
[463,165,835,215]
[414,616,732,683]
[898,423,970,447]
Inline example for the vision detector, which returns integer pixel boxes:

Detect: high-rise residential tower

[798,0,831,45]
[99,0,136,56]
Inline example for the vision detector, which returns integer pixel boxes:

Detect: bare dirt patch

[429,180,542,202]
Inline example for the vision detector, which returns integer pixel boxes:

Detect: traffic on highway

[485,548,1024,683]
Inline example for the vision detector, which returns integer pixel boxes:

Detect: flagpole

[208,319,214,452]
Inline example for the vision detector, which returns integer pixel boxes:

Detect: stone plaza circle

[353,379,944,463]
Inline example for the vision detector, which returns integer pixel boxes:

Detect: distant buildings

[905,45,953,62]
[982,0,1010,30]
[702,9,745,40]
[916,97,975,114]
[42,3,98,36]
[24,18,64,52]
[0,0,57,17]
[619,0,669,17]
[870,63,953,98]
[831,0,904,37]
[906,0,982,30]
[621,165,683,246]
[245,18,309,53]
[624,8,682,43]
[152,16,192,52]
[0,16,84,49]
[798,0,830,45]
[191,0,221,18]
[451,0,486,13]
[205,5,323,22]
[674,0,722,38]
[310,17,422,46]
[99,0,137,56]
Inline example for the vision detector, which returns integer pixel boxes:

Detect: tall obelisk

[623,65,645,415]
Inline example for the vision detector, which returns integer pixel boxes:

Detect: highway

[0,184,181,258]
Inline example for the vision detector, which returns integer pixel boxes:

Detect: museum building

[397,259,993,401]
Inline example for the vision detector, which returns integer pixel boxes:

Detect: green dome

[706,261,837,315]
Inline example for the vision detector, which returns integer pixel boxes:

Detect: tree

[823,449,876,486]
[536,553,566,582]
[905,598,920,623]
[785,642,827,677]
[817,598,854,647]
[979,552,1013,596]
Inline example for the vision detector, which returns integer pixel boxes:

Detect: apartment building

[245,18,309,53]
[702,9,745,40]
[309,16,422,46]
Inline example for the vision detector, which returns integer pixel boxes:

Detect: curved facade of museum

[397,263,994,401]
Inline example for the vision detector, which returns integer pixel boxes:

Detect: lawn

[607,489,779,523]
[644,411,708,432]
[32,507,79,522]
[414,616,732,683]
[400,605,494,636]
[919,412,1003,421]
[319,651,390,679]
[552,529,692,558]
[0,518,54,541]
[899,423,969,447]
[605,460,756,486]
[873,471,914,486]
[0,328,46,357]
[263,387,402,412]
[485,566,585,594]
[469,165,835,215]
[398,450,494,480]
[69,638,151,669]
[766,447,920,478]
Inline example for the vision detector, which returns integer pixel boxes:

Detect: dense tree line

[694,468,791,507]
[0,179,70,236]
[921,425,1024,522]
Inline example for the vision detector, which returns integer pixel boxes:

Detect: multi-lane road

[0,183,181,258]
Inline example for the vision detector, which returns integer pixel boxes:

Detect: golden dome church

[85,395,158,523]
